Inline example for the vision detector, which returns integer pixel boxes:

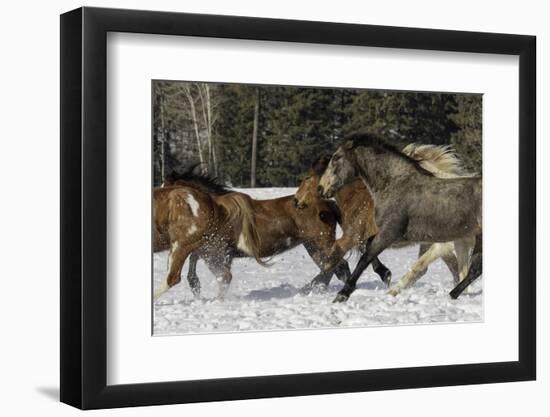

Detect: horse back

[404,176,482,242]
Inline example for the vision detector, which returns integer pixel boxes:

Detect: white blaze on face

[286,237,292,247]
[188,224,198,236]
[319,169,335,194]
[184,193,200,217]
[237,233,253,256]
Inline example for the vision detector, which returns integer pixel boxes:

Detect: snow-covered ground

[153,188,483,335]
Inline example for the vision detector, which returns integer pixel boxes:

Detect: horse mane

[345,132,434,176]
[166,166,232,195]
[310,155,331,175]
[401,143,474,178]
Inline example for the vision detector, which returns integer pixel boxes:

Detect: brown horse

[153,169,368,300]
[294,143,471,295]
[295,158,392,290]
[153,183,267,300]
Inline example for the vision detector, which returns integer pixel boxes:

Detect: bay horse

[295,158,393,290]
[317,132,482,302]
[154,169,367,300]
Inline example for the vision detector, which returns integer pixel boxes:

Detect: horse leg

[334,229,397,302]
[300,242,343,294]
[345,235,391,286]
[186,252,201,298]
[336,235,392,286]
[154,241,194,301]
[371,257,392,286]
[326,235,357,283]
[385,242,435,290]
[441,251,460,285]
[450,251,482,299]
[206,254,234,300]
[414,243,431,279]
[201,249,234,301]
[333,261,352,284]
[454,236,476,292]
[387,242,453,296]
[303,237,361,296]
[217,259,234,300]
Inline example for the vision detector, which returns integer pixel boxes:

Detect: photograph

[53,3,537,412]
[151,81,483,335]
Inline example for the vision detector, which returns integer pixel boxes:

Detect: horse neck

[334,180,361,207]
[354,148,422,195]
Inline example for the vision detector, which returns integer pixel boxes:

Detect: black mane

[344,131,434,176]
[310,155,331,175]
[166,166,232,195]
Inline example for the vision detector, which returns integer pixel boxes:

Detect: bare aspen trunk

[198,84,217,175]
[250,88,260,187]
[197,85,211,172]
[206,85,218,177]
[184,86,205,172]
[159,94,166,182]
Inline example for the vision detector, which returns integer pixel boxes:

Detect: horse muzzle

[293,197,307,209]
[317,185,333,199]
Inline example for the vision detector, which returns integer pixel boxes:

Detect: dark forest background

[152,81,482,187]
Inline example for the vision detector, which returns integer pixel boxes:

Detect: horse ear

[344,140,354,150]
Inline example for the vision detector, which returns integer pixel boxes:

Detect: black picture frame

[60,6,536,410]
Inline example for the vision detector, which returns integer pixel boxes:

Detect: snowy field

[153,188,483,336]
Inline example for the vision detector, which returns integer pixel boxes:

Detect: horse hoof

[333,293,349,303]
[299,284,313,295]
[311,283,328,295]
[382,271,392,287]
[387,287,400,297]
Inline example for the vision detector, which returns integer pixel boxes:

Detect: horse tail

[153,188,171,251]
[402,143,475,178]
[224,193,269,267]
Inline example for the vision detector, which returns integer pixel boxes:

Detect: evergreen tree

[344,90,458,146]
[449,94,482,173]
[152,81,481,187]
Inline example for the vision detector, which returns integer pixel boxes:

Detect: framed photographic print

[60,6,536,409]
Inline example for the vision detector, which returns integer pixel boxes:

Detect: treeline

[153,81,482,187]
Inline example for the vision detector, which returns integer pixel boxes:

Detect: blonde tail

[402,143,475,178]
[225,193,269,267]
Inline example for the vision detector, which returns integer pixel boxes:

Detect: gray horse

[318,133,482,302]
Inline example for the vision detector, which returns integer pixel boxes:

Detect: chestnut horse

[154,169,379,300]
[153,183,266,300]
[294,143,473,296]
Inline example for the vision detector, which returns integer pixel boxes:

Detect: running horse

[154,168,387,300]
[317,132,482,302]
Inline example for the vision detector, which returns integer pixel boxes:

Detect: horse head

[318,140,357,199]
[294,155,331,208]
